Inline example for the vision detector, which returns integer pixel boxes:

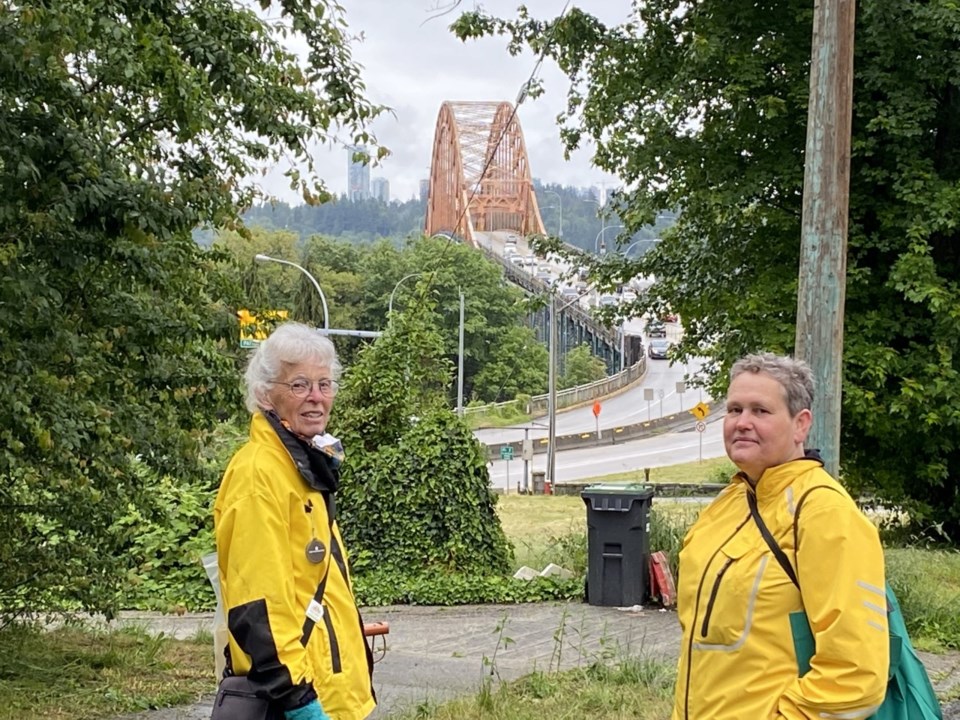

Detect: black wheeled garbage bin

[581,483,654,607]
[531,470,546,495]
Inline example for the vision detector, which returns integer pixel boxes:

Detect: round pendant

[305,539,326,564]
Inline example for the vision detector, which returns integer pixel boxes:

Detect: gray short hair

[730,352,814,417]
[244,322,342,412]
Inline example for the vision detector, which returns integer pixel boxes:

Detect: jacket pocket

[694,536,768,650]
[321,608,342,674]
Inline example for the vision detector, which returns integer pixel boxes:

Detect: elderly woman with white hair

[214,322,375,720]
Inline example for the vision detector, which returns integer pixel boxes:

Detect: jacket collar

[734,449,825,498]
[252,411,340,496]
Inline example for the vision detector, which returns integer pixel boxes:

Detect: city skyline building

[371,177,390,203]
[419,178,430,203]
[347,145,370,201]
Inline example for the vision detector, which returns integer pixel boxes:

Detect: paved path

[112,603,960,719]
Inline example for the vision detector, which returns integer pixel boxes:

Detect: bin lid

[580,482,654,498]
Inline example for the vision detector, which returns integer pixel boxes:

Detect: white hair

[243,322,341,412]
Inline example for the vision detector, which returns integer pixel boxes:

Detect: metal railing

[463,360,645,417]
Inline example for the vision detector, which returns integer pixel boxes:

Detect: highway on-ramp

[486,415,726,494]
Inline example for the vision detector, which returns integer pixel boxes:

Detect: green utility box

[581,484,654,607]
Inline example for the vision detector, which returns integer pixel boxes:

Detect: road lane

[487,416,726,493]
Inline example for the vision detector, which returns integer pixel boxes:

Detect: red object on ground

[649,551,677,607]
[544,481,552,495]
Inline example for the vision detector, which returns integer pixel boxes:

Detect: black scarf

[261,410,340,498]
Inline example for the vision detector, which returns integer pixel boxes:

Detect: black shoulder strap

[748,492,799,588]
[747,485,842,592]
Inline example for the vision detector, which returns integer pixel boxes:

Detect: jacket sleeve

[217,481,315,709]
[777,492,889,720]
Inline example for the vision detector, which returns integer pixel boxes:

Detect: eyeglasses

[269,378,339,398]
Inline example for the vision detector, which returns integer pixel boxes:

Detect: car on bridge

[645,318,667,337]
[648,338,672,359]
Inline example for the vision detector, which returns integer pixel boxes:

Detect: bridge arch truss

[425,101,546,246]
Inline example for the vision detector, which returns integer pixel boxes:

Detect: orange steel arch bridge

[425,101,546,246]
[423,101,641,372]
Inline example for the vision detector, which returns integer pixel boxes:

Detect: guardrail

[484,401,725,461]
[551,482,728,498]
[463,360,646,417]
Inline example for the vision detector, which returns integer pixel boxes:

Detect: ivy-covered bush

[335,292,512,578]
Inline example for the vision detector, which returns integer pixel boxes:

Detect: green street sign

[500,446,514,461]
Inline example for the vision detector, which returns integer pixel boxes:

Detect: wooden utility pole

[795,0,857,477]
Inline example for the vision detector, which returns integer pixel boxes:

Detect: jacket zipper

[699,557,734,637]
[322,609,342,674]
[683,513,750,719]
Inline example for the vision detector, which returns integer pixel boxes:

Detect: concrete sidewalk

[112,602,960,719]
[112,602,681,719]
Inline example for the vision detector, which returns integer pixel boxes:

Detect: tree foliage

[560,344,608,390]
[454,0,960,538]
[0,0,383,616]
[333,299,512,576]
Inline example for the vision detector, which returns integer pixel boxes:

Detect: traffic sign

[695,421,707,433]
[592,401,602,417]
[690,402,710,421]
[500,446,514,461]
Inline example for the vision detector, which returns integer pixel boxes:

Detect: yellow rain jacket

[672,458,889,720]
[214,412,375,720]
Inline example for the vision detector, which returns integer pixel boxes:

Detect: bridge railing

[463,359,645,417]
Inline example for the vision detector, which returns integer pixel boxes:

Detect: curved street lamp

[254,254,329,330]
[623,237,661,257]
[388,272,423,316]
[594,224,625,255]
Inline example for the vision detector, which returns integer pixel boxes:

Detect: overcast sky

[263,0,632,203]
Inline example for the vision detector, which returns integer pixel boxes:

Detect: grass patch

[0,622,214,719]
[578,456,734,486]
[390,656,676,720]
[886,547,960,651]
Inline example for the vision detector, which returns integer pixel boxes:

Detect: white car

[510,254,526,267]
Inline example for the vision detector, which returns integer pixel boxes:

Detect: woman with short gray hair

[672,352,888,719]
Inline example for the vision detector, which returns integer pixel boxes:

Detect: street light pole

[457,290,465,417]
[543,190,563,238]
[254,254,329,330]
[388,272,422,316]
[546,290,592,489]
[546,295,558,488]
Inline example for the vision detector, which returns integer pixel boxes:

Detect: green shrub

[354,569,583,607]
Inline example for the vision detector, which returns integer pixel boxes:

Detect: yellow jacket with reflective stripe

[671,458,889,720]
[214,412,375,720]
